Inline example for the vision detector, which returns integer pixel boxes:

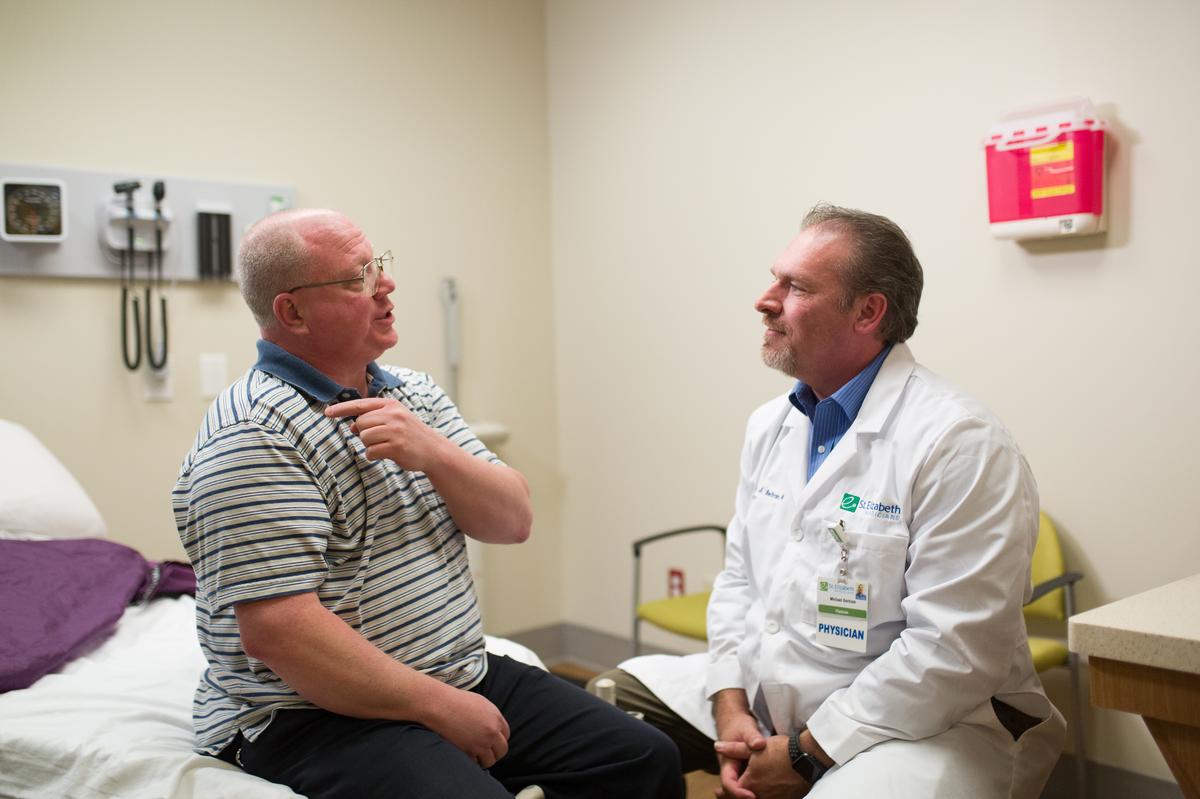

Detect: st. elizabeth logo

[839,491,901,521]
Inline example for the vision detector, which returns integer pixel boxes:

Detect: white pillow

[0,420,108,539]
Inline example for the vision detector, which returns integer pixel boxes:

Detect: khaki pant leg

[588,668,718,774]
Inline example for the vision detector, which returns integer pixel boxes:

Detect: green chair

[1024,511,1087,799]
[632,525,726,656]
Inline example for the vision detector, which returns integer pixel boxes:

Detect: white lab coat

[623,343,1064,796]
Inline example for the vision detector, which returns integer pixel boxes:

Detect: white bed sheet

[0,595,545,799]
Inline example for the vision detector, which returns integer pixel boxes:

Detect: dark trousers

[221,654,683,799]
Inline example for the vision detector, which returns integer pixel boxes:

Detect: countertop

[1068,572,1200,675]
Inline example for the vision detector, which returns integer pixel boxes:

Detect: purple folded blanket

[0,538,195,692]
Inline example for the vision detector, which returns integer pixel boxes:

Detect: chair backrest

[1024,511,1066,621]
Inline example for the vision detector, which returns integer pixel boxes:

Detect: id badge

[816,577,869,652]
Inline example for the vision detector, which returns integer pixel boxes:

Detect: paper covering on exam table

[0,595,298,798]
[0,594,546,799]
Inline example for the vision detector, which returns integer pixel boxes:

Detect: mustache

[761,315,786,334]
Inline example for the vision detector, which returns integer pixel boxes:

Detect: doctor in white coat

[603,205,1065,799]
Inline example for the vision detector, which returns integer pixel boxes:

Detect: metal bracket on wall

[0,161,295,283]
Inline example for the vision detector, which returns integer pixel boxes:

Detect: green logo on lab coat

[840,493,861,512]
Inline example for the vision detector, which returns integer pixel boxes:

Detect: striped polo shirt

[173,340,498,755]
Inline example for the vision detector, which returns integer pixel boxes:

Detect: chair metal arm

[1028,571,1084,605]
[633,525,726,557]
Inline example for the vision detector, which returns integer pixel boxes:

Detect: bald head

[237,208,355,329]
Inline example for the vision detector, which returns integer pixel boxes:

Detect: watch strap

[787,732,829,785]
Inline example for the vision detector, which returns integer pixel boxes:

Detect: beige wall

[546,0,1199,782]
[0,0,562,634]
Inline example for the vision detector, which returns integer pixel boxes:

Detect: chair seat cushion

[1028,636,1069,672]
[636,592,710,640]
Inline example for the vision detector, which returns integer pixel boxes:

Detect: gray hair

[801,204,923,344]
[236,211,316,328]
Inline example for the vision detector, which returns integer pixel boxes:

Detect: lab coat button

[765,620,780,634]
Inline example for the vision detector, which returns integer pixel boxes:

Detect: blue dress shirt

[788,344,892,481]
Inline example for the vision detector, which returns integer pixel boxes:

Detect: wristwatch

[788,732,830,785]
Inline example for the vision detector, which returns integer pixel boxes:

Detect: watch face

[4,181,65,238]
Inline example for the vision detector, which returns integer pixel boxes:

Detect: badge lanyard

[828,520,851,584]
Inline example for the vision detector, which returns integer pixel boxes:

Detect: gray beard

[761,343,795,377]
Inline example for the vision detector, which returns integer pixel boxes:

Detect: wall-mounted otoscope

[111,179,170,372]
[114,180,142,371]
[145,181,168,369]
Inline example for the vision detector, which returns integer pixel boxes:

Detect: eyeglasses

[286,250,393,295]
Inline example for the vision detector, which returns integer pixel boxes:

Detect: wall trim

[1043,756,1182,799]
[504,621,678,673]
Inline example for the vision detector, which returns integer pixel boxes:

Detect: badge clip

[827,520,850,584]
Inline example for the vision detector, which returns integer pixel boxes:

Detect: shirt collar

[253,339,402,402]
[789,343,893,421]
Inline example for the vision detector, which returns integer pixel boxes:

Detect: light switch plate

[200,353,228,399]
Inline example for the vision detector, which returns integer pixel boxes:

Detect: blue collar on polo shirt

[788,343,892,481]
[253,339,402,403]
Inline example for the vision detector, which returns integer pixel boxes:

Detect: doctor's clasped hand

[711,688,767,799]
[712,687,832,799]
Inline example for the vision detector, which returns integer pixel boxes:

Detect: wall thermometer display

[2,178,67,242]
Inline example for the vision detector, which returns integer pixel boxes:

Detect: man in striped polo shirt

[174,209,682,798]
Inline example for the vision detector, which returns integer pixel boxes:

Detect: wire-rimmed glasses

[286,250,393,295]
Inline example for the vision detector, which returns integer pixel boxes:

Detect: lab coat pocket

[798,523,909,628]
[1010,702,1067,798]
[846,529,909,628]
